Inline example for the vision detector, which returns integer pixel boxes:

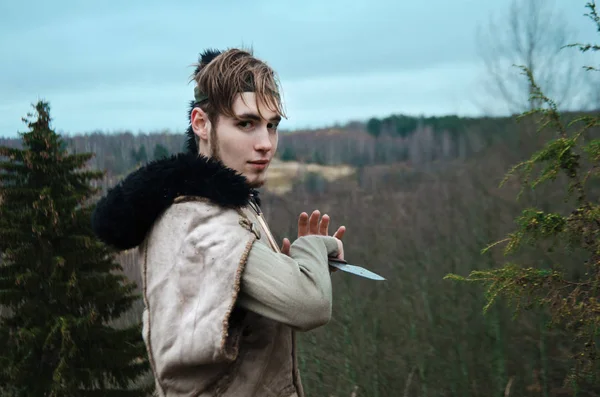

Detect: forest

[2,104,599,396]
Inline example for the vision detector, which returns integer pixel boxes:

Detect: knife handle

[328,257,348,264]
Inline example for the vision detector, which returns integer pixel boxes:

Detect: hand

[298,210,346,239]
[281,210,346,256]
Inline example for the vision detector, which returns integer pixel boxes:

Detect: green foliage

[152,143,169,161]
[366,118,382,137]
[365,114,466,138]
[130,145,147,164]
[280,146,297,162]
[302,172,327,194]
[445,1,600,388]
[484,209,568,255]
[311,150,326,165]
[427,115,463,135]
[0,101,150,396]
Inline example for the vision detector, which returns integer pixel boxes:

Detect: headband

[194,86,208,103]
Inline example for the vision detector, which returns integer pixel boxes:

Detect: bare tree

[475,0,584,114]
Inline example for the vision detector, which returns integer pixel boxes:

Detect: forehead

[232,92,279,120]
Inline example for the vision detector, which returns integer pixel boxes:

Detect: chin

[245,173,266,188]
[248,179,266,188]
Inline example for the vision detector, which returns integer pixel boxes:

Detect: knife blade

[328,258,386,281]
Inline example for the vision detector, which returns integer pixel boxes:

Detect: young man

[91,48,345,397]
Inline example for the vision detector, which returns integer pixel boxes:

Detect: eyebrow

[235,112,281,123]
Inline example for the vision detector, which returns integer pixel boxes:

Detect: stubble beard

[248,176,266,189]
[209,126,220,161]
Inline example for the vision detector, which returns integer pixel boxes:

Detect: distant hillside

[278,116,514,167]
[1,114,518,171]
[1,111,593,195]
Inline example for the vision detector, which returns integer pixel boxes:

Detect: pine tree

[130,145,148,165]
[280,146,297,162]
[152,144,169,161]
[0,101,150,396]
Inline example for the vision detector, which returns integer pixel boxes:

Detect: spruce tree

[0,101,150,396]
[152,144,169,161]
[446,2,600,391]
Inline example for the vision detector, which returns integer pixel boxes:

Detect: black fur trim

[185,100,198,154]
[91,153,257,251]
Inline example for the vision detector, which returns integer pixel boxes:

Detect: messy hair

[185,48,286,154]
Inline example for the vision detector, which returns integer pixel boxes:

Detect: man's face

[195,92,281,188]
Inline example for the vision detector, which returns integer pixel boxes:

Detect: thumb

[334,237,344,260]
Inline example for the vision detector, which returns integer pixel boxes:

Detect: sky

[0,0,597,138]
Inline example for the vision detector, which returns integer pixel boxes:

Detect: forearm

[237,235,339,331]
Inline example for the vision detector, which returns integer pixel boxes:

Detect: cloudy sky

[0,0,596,138]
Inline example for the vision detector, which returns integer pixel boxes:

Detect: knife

[328,258,386,281]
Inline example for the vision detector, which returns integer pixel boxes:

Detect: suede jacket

[91,153,337,397]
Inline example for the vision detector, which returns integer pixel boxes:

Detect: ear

[191,107,211,141]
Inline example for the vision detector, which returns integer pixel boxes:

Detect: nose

[254,128,273,152]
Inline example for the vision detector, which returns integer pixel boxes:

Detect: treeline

[1,114,522,178]
[366,114,468,137]
[279,116,517,167]
[0,131,182,179]
[10,111,589,180]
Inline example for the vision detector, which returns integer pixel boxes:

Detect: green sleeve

[237,235,339,331]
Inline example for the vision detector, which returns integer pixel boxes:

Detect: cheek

[219,129,244,153]
[227,135,252,158]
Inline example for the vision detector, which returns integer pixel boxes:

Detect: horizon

[0,110,523,140]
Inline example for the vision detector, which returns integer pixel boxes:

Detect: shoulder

[167,195,244,220]
[145,195,256,261]
[154,195,249,238]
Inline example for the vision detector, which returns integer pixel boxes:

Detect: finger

[297,212,309,237]
[282,237,290,252]
[281,238,291,256]
[308,210,320,235]
[319,214,330,235]
[333,226,346,240]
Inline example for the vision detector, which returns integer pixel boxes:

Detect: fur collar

[91,153,259,251]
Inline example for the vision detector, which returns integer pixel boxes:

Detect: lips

[248,160,269,171]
